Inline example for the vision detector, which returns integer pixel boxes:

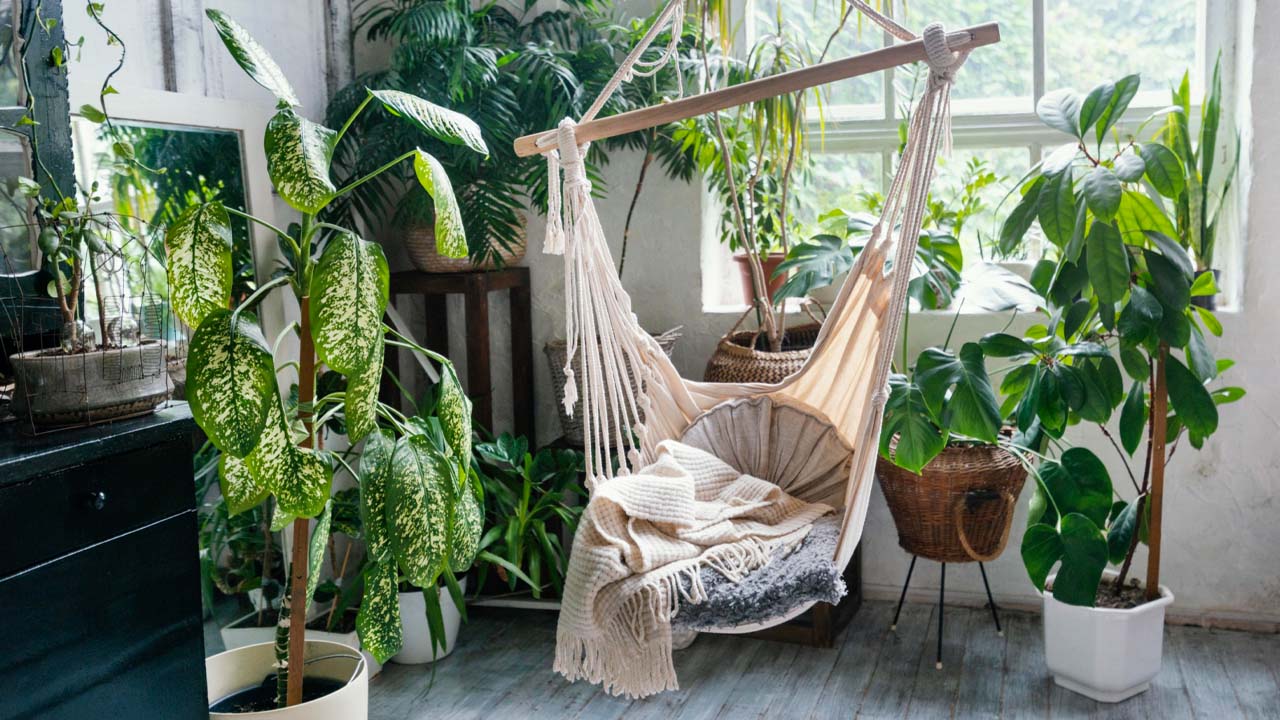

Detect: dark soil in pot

[1095,577,1151,610]
[209,675,347,713]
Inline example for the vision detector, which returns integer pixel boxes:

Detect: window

[702,0,1235,310]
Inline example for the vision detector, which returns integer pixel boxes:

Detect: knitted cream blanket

[554,441,833,698]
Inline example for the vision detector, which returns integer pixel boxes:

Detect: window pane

[794,152,883,231]
[0,134,34,274]
[905,1,1033,110]
[930,146,1032,261]
[752,0,883,113]
[1047,0,1198,98]
[0,0,20,106]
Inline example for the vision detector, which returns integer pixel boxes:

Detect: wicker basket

[546,329,681,446]
[702,323,821,384]
[876,442,1027,563]
[403,217,527,273]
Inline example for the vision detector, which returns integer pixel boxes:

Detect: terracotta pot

[404,215,527,273]
[733,253,787,306]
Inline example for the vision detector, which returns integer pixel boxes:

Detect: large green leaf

[371,89,488,156]
[388,435,455,587]
[1086,221,1130,304]
[1053,513,1108,607]
[1116,191,1177,245]
[344,352,384,443]
[310,233,389,375]
[1107,499,1140,564]
[1165,354,1218,438]
[1186,324,1217,382]
[219,453,269,515]
[1077,81,1115,136]
[999,176,1043,256]
[1096,74,1140,142]
[1117,284,1163,342]
[305,501,333,614]
[1082,166,1122,222]
[1145,231,1195,278]
[1145,250,1191,311]
[205,10,300,107]
[943,343,1002,443]
[265,108,337,214]
[449,472,483,574]
[356,559,403,664]
[1039,447,1113,528]
[1036,89,1082,137]
[359,432,396,563]
[1120,381,1147,456]
[1037,165,1075,248]
[413,150,467,259]
[436,367,473,470]
[979,332,1037,358]
[188,309,275,458]
[165,202,232,329]
[246,393,335,518]
[1139,143,1185,198]
[879,375,946,475]
[1021,523,1063,592]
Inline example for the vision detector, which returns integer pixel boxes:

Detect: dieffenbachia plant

[994,71,1244,608]
[174,11,485,708]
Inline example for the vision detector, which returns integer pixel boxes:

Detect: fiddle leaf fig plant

[177,11,485,708]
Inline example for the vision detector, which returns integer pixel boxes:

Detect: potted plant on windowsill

[186,11,486,717]
[992,71,1244,703]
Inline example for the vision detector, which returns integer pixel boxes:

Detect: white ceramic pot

[391,579,465,665]
[308,624,384,679]
[1042,571,1174,703]
[206,639,367,719]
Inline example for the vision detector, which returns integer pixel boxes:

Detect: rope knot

[922,23,961,79]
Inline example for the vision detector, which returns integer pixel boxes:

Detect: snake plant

[177,10,484,708]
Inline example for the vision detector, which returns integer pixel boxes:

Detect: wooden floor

[366,600,1280,719]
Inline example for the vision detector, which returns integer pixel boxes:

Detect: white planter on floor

[391,579,466,664]
[220,611,276,652]
[1043,571,1174,703]
[206,639,367,719]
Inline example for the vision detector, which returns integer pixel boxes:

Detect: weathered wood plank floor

[365,600,1279,719]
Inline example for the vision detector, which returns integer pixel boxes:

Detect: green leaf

[1195,305,1223,337]
[265,107,337,214]
[1117,284,1163,341]
[1000,176,1044,256]
[1139,143,1185,198]
[437,367,473,470]
[344,352,383,443]
[310,233,389,375]
[1096,75,1140,142]
[1186,323,1216,382]
[879,375,946,475]
[370,89,488,156]
[1037,165,1075,248]
[1157,306,1191,348]
[1121,344,1151,381]
[1053,513,1108,607]
[1040,448,1113,528]
[389,435,454,588]
[1145,231,1195,279]
[1107,499,1140,564]
[205,10,300,106]
[1120,381,1147,455]
[1116,191,1177,245]
[1190,271,1219,298]
[359,432,394,556]
[1212,386,1245,405]
[1037,89,1082,137]
[248,393,335,518]
[78,103,106,124]
[165,202,232,329]
[219,453,269,515]
[305,501,333,614]
[449,471,483,574]
[1021,523,1063,592]
[356,560,403,664]
[413,150,466,259]
[1078,82,1115,136]
[979,332,1036,358]
[1112,153,1146,183]
[1082,166,1122,222]
[1165,354,1218,438]
[944,343,1002,444]
[1086,221,1129,304]
[1145,250,1191,311]
[188,309,275,458]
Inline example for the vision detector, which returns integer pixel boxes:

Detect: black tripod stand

[889,555,1003,669]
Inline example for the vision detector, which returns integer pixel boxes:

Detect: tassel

[544,148,565,255]
[562,367,579,416]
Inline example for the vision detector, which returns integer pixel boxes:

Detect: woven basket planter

[876,442,1027,563]
[702,323,821,384]
[403,217,527,273]
[545,330,680,446]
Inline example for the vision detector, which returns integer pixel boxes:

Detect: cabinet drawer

[0,438,192,578]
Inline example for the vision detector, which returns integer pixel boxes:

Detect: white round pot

[206,639,367,719]
[1042,571,1174,703]
[391,579,465,665]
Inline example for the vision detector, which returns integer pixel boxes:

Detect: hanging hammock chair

[518,1,999,636]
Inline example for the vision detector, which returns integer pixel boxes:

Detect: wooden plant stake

[1145,344,1168,602]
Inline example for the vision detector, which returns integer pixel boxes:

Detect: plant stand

[890,555,1004,669]
[381,268,534,437]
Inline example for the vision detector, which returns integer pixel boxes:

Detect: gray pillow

[673,514,847,630]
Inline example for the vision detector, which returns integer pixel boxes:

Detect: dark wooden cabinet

[0,406,207,720]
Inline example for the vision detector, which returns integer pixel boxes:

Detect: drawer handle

[85,491,107,511]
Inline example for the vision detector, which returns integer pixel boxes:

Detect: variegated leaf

[388,434,454,587]
[266,108,337,214]
[356,559,403,663]
[270,504,295,532]
[219,453,269,515]
[413,150,467,259]
[370,89,488,156]
[448,472,483,574]
[165,202,232,329]
[344,349,383,443]
[436,367,472,471]
[359,431,396,563]
[309,233,388,375]
[205,10,300,107]
[188,309,275,458]
[244,392,334,519]
[304,501,333,614]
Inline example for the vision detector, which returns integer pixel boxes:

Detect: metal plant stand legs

[889,555,1003,669]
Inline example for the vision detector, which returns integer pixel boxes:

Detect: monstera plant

[176,11,484,709]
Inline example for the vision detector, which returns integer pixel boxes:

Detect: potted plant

[993,71,1244,702]
[470,433,586,603]
[188,11,485,715]
[327,0,625,272]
